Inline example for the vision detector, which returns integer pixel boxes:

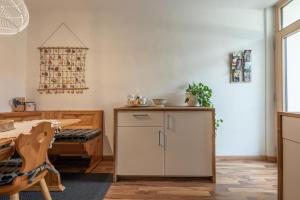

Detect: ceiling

[25,0,280,12]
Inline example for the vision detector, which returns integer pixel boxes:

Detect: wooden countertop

[114,106,215,111]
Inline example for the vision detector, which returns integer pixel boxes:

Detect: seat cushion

[54,129,102,142]
[0,158,22,186]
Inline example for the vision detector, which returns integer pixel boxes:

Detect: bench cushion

[54,129,102,143]
[0,159,22,186]
[0,159,59,186]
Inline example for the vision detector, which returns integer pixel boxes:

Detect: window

[285,31,300,111]
[281,0,300,29]
[275,0,300,112]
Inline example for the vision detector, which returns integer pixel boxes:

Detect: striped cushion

[54,129,102,142]
[0,159,59,186]
[0,159,22,186]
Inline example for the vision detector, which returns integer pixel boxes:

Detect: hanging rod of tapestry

[39,22,89,49]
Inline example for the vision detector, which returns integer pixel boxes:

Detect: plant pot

[186,93,199,107]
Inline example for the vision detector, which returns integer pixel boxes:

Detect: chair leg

[9,193,19,200]
[39,178,52,200]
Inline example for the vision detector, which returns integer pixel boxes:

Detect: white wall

[0,32,27,112]
[25,0,274,156]
[265,8,276,157]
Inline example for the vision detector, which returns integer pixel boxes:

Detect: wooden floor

[92,160,277,200]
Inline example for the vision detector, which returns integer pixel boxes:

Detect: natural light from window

[282,0,300,29]
[286,31,300,112]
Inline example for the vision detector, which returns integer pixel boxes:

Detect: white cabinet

[117,127,164,176]
[164,111,213,176]
[115,108,215,181]
[116,111,165,176]
[281,116,300,200]
[283,139,300,200]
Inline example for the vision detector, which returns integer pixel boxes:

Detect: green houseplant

[185,82,223,129]
[185,83,212,107]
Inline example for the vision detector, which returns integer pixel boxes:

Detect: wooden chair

[0,122,55,200]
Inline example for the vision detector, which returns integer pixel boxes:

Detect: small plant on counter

[185,82,223,130]
[185,83,212,107]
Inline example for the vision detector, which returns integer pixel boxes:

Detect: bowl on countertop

[152,99,168,107]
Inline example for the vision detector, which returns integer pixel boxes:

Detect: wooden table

[0,119,80,191]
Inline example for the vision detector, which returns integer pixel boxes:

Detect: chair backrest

[15,122,54,173]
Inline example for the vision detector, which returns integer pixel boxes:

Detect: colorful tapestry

[38,47,88,94]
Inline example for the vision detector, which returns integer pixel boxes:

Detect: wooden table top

[0,119,80,141]
[115,106,215,111]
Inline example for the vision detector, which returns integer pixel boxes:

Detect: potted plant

[185,83,212,107]
[185,82,223,129]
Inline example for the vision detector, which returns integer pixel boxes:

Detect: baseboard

[265,156,277,162]
[103,155,114,161]
[217,155,277,162]
[103,155,277,162]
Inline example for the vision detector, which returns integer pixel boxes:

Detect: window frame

[275,0,300,112]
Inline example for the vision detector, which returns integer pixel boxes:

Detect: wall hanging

[38,23,89,94]
[230,50,252,83]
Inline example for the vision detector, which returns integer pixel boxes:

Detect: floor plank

[92,160,277,200]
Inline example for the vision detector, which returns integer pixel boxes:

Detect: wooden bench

[46,111,104,173]
[49,129,103,172]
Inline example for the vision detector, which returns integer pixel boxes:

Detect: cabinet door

[282,116,300,143]
[117,127,164,176]
[283,139,300,200]
[165,111,213,176]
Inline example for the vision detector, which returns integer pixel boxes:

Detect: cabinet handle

[167,115,170,129]
[159,130,161,146]
[158,130,164,146]
[133,114,149,117]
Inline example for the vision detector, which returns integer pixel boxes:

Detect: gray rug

[0,173,112,200]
